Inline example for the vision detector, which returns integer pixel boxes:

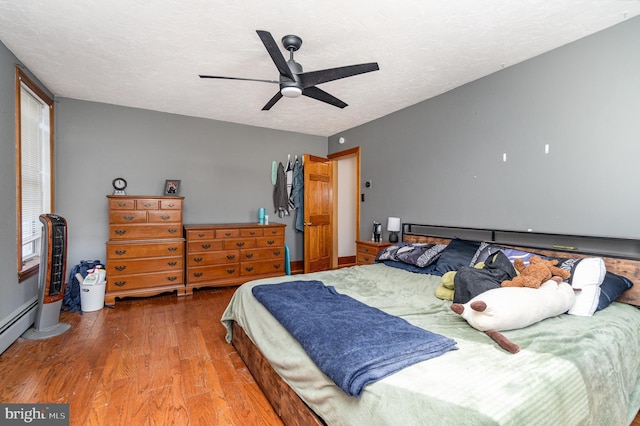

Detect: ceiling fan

[199,30,379,111]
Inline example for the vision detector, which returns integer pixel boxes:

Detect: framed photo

[164,179,181,196]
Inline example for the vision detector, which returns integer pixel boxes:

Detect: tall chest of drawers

[105,195,185,304]
[184,223,286,294]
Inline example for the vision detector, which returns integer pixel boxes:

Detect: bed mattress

[221,263,640,426]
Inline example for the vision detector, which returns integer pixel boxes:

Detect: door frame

[328,147,361,268]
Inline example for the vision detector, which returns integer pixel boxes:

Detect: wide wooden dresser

[105,195,185,304]
[184,223,286,294]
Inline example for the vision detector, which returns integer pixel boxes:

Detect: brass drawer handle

[117,202,127,207]
[267,240,274,245]
[123,215,134,221]
[167,261,177,266]
[227,254,236,260]
[273,251,280,256]
[226,268,235,274]
[160,215,170,221]
[115,229,127,235]
[167,203,176,208]
[115,281,126,287]
[225,232,232,237]
[364,247,370,253]
[202,244,211,249]
[198,233,205,238]
[245,266,254,272]
[194,257,203,263]
[249,231,256,235]
[168,228,178,234]
[236,242,245,247]
[273,264,281,269]
[194,272,203,278]
[115,265,127,271]
[270,230,278,234]
[245,253,254,259]
[168,247,178,252]
[167,276,177,282]
[115,249,127,256]
[144,203,152,208]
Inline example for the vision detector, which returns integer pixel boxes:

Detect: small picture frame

[164,179,181,196]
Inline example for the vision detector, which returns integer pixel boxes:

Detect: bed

[221,224,640,426]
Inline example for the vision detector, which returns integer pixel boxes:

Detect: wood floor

[0,287,283,426]
[2,287,640,426]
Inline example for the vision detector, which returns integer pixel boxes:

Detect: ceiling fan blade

[262,91,283,111]
[256,30,295,81]
[302,86,348,109]
[299,63,379,88]
[199,75,279,84]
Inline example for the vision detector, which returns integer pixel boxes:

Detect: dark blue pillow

[596,271,633,311]
[432,238,482,276]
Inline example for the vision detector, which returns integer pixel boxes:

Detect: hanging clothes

[291,158,304,232]
[273,162,290,218]
[286,155,295,211]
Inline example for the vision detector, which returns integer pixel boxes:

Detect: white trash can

[80,282,106,312]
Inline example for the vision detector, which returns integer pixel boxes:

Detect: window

[16,67,54,280]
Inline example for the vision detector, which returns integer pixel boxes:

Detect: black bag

[63,260,104,312]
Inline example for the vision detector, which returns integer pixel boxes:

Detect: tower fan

[22,214,71,339]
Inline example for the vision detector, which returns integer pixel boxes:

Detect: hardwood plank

[0,287,283,426]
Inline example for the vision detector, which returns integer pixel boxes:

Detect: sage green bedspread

[221,263,640,426]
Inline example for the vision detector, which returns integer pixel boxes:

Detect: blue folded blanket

[252,280,457,397]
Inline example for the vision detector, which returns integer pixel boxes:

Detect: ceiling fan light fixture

[281,86,302,98]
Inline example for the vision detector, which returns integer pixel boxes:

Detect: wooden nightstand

[356,240,393,265]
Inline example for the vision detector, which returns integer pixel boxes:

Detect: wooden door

[303,154,333,273]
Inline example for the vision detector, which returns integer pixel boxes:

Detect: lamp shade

[387,217,401,233]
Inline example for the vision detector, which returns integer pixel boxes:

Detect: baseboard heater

[0,299,38,354]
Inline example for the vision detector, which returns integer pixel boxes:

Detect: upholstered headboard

[402,224,640,307]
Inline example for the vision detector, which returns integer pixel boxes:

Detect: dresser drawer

[187,240,224,253]
[187,250,239,267]
[107,270,183,291]
[263,226,285,237]
[241,247,284,261]
[240,259,284,276]
[224,238,256,249]
[109,224,182,240]
[186,229,215,240]
[187,265,240,283]
[216,229,240,239]
[107,256,183,276]
[109,210,147,224]
[107,241,184,259]
[160,199,182,210]
[148,210,182,223]
[110,198,135,210]
[135,199,159,210]
[256,236,284,248]
[240,228,263,237]
[357,252,377,265]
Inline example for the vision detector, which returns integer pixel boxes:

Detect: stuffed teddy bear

[450,279,576,353]
[501,255,570,288]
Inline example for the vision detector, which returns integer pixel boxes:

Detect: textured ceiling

[0,1,639,137]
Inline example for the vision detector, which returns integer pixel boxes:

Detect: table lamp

[387,217,401,243]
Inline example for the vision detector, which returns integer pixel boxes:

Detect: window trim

[15,66,55,281]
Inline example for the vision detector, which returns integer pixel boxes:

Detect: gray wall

[0,42,55,352]
[330,16,640,241]
[55,99,326,270]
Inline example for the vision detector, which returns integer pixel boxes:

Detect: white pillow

[565,257,606,316]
